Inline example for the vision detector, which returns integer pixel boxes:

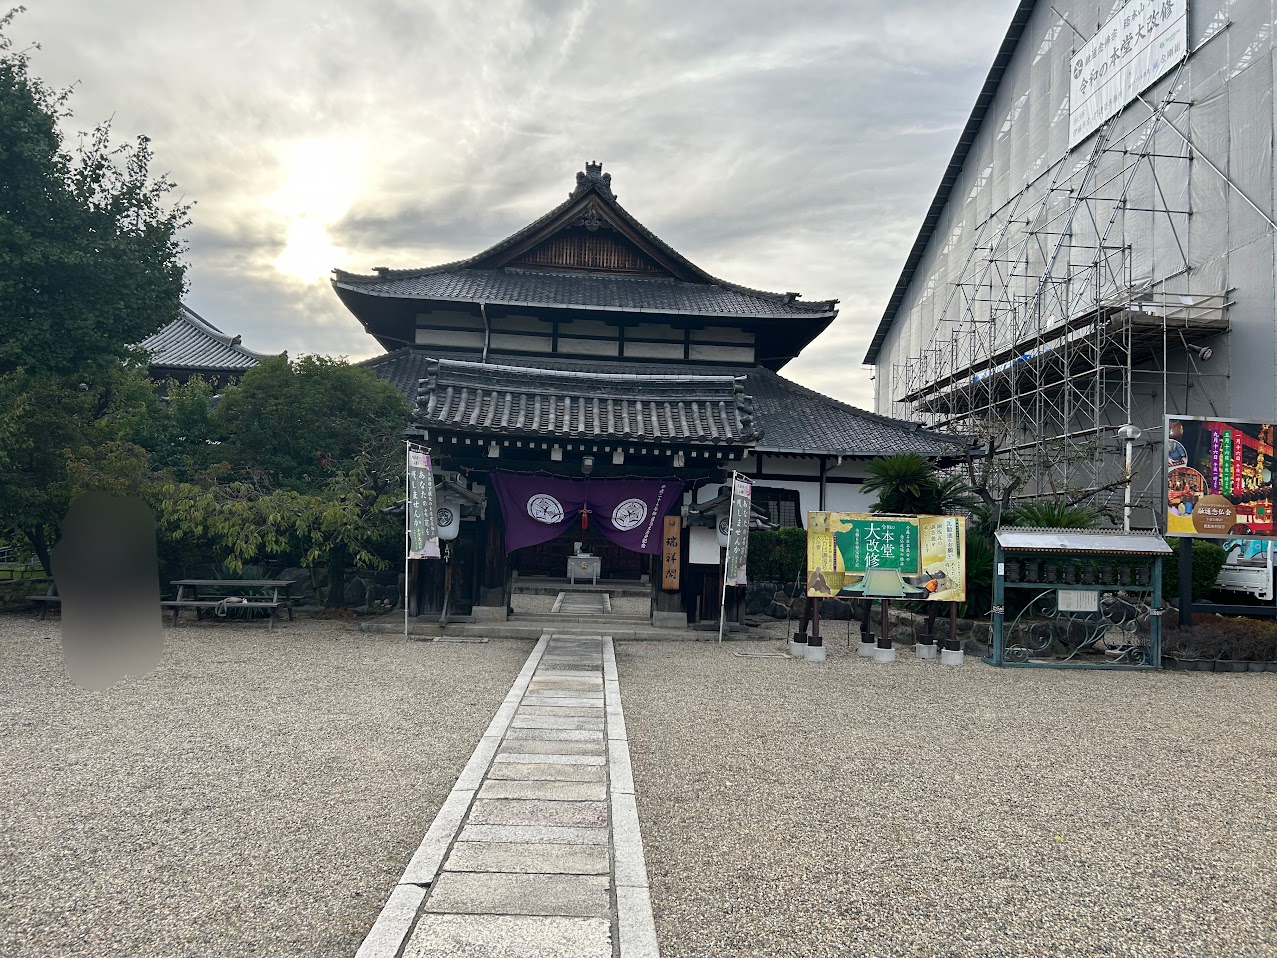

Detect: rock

[766,601,790,620]
[344,577,369,607]
[818,599,852,620]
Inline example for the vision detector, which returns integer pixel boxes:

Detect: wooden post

[478,502,508,613]
[1178,536,1193,627]
[948,600,959,652]
[791,596,810,658]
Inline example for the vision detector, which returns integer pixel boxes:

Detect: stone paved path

[551,592,610,615]
[356,633,657,958]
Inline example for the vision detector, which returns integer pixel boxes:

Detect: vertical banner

[661,515,681,591]
[407,447,440,559]
[725,474,753,586]
[719,473,752,644]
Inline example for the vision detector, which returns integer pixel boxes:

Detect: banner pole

[404,441,411,639]
[718,470,735,644]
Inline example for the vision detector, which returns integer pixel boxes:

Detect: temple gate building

[335,163,957,626]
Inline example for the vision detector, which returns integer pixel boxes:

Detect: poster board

[1166,416,1276,538]
[806,512,967,602]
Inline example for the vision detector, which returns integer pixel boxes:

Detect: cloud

[13,0,1022,411]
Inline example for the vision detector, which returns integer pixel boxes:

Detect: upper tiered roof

[333,163,838,364]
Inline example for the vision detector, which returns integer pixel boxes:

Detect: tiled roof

[336,267,834,319]
[141,306,270,371]
[332,163,837,320]
[413,357,759,445]
[365,349,966,458]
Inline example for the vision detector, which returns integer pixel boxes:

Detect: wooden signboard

[661,515,681,591]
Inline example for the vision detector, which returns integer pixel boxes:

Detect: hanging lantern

[436,497,462,541]
[715,514,731,548]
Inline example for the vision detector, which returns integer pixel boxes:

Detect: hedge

[747,527,807,585]
[1160,538,1228,601]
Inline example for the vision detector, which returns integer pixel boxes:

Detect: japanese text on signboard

[662,515,681,591]
[1069,0,1186,148]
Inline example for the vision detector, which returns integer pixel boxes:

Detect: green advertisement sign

[833,518,919,574]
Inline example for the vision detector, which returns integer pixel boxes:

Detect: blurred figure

[51,492,163,691]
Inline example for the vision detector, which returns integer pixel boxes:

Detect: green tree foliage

[0,9,189,376]
[0,364,158,570]
[150,428,405,606]
[148,359,410,605]
[863,454,978,515]
[213,355,410,491]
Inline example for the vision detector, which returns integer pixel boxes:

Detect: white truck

[1216,539,1277,601]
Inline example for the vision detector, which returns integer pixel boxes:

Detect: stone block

[468,799,608,827]
[444,840,610,875]
[487,762,607,783]
[403,914,610,958]
[650,611,687,628]
[500,738,604,756]
[459,823,609,844]
[479,780,608,802]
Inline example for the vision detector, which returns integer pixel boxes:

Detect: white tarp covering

[1069,0,1188,147]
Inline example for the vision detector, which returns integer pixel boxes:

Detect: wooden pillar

[478,501,508,611]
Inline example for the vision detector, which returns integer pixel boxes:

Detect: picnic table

[163,579,296,629]
[27,580,59,619]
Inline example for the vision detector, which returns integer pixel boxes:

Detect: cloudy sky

[14,0,1019,408]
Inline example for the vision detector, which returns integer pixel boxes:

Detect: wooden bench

[161,598,284,629]
[165,579,296,630]
[27,581,60,620]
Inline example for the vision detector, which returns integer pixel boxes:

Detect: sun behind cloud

[268,138,364,284]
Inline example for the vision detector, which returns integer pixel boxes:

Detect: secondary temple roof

[367,349,963,459]
[141,305,269,380]
[413,357,760,445]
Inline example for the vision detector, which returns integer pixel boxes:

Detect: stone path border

[354,631,658,958]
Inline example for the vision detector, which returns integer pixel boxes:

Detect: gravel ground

[618,624,1277,958]
[0,614,532,958]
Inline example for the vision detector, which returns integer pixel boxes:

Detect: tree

[213,355,410,491]
[0,8,189,376]
[0,9,190,568]
[150,427,406,607]
[0,363,158,571]
[152,358,411,606]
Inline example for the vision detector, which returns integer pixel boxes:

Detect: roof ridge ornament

[569,160,615,202]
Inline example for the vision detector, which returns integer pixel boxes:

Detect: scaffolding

[891,55,1233,521]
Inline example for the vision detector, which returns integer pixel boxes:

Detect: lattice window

[753,487,802,528]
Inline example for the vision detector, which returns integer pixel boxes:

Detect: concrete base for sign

[857,640,877,658]
[916,643,938,660]
[872,647,897,665]
[941,649,965,667]
[804,643,827,664]
[790,639,808,659]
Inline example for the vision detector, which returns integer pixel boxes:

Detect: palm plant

[864,454,978,515]
[1003,500,1102,530]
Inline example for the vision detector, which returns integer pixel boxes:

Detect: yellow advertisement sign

[806,513,967,602]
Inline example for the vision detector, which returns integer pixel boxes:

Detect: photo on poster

[1165,416,1275,539]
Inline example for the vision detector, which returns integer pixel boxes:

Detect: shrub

[1161,538,1228,601]
[747,527,807,585]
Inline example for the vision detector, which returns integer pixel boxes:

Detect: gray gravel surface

[0,615,532,958]
[618,629,1277,958]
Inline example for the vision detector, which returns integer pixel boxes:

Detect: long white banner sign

[1069,0,1187,148]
